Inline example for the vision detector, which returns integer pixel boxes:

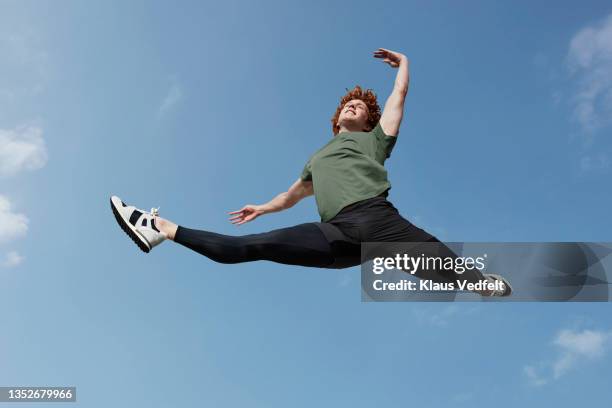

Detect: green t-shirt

[301,121,398,222]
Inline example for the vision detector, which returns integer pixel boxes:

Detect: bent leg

[173,222,336,268]
[359,203,488,287]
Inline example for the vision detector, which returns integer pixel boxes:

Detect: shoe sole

[110,197,151,253]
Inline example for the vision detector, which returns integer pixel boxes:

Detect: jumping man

[110,48,512,297]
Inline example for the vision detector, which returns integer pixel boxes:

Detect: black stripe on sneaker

[129,209,143,226]
[151,218,160,232]
[142,218,148,227]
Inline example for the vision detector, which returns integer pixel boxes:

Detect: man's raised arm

[373,48,410,137]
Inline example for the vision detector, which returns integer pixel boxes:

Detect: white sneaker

[483,273,513,297]
[110,195,167,253]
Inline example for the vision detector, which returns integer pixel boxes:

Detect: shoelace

[150,207,160,217]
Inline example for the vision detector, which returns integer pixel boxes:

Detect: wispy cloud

[0,126,48,177]
[1,250,24,268]
[552,329,609,378]
[524,328,612,386]
[0,31,48,73]
[0,25,49,266]
[0,28,49,103]
[158,78,183,117]
[0,195,28,244]
[523,364,548,387]
[580,153,610,172]
[566,13,612,133]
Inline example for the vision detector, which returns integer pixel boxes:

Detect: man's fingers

[229,207,260,226]
[375,48,402,61]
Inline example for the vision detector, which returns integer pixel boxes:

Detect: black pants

[174,194,487,284]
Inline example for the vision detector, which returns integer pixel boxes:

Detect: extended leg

[158,218,335,268]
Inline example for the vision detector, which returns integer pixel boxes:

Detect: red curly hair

[331,85,381,135]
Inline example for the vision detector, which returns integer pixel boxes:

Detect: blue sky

[1,0,612,406]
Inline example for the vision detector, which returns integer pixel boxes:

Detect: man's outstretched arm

[267,178,314,212]
[373,48,410,137]
[228,178,313,225]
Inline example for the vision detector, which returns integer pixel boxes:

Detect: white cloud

[1,251,24,268]
[158,79,183,117]
[566,14,612,132]
[524,328,612,386]
[0,195,28,244]
[552,329,609,378]
[555,329,609,357]
[0,126,47,177]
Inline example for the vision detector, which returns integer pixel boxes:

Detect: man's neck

[338,124,370,134]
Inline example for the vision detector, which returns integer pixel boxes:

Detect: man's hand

[228,205,266,226]
[373,48,408,68]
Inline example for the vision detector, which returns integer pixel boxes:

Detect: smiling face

[336,99,371,133]
[330,85,381,135]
